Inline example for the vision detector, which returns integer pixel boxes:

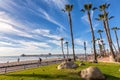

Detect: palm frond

[80,9,85,12]
[89,4,92,9]
[60,38,64,41]
[112,27,120,30]
[106,3,110,8]
[61,9,65,12]
[65,4,73,12]
[92,7,97,10]
[99,3,106,11]
[98,30,103,33]
[95,18,100,21]
[98,14,105,20]
[84,4,92,10]
[109,16,114,20]
[118,28,120,30]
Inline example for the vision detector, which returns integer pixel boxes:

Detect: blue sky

[0,0,120,56]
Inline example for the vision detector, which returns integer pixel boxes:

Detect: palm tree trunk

[87,11,97,62]
[84,42,87,61]
[103,10,115,60]
[68,12,76,61]
[66,43,69,59]
[61,40,65,59]
[103,20,115,61]
[114,30,120,54]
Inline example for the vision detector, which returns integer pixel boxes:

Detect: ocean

[0,54,84,63]
[0,56,62,63]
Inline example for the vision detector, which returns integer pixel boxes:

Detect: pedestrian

[39,58,42,64]
[18,58,20,62]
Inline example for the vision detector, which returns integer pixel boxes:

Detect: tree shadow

[105,74,120,80]
[6,74,65,78]
[6,73,81,80]
[4,73,120,80]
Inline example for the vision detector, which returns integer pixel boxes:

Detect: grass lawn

[0,62,120,80]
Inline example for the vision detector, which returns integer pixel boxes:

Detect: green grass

[0,62,120,80]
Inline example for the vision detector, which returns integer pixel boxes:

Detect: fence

[0,59,64,74]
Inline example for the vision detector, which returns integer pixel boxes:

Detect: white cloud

[0,41,13,46]
[19,41,51,48]
[48,40,60,46]
[81,14,89,23]
[43,0,69,9]
[75,39,87,46]
[0,46,51,56]
[81,11,94,24]
[37,7,65,30]
[32,29,61,40]
[0,21,33,38]
[32,29,50,35]
[0,0,67,56]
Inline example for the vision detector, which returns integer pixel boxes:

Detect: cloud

[81,11,94,24]
[0,0,68,56]
[32,29,61,40]
[19,41,51,48]
[75,39,86,46]
[37,7,66,31]
[81,11,99,32]
[81,13,89,23]
[43,0,69,9]
[48,40,60,46]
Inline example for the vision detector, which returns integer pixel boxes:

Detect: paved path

[0,58,64,74]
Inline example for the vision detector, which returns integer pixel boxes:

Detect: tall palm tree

[99,3,116,61]
[62,4,76,61]
[96,13,115,61]
[97,30,106,56]
[81,3,97,62]
[65,41,69,59]
[60,38,65,59]
[111,27,120,54]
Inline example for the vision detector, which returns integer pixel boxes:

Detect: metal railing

[0,59,64,74]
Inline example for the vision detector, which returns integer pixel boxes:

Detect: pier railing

[0,59,64,74]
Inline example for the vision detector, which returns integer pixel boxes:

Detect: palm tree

[96,13,115,61]
[99,3,116,61]
[60,38,65,59]
[81,3,97,62]
[65,41,69,59]
[97,30,106,56]
[111,27,120,54]
[62,4,76,61]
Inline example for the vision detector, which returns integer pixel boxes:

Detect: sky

[0,0,120,56]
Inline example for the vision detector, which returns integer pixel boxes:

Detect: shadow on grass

[6,73,81,80]
[5,73,120,80]
[105,74,120,80]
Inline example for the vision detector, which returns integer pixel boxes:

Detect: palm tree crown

[97,30,103,33]
[111,27,120,30]
[99,3,110,11]
[65,4,73,12]
[81,3,97,12]
[60,38,64,41]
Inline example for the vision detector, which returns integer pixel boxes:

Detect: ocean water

[0,56,62,63]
